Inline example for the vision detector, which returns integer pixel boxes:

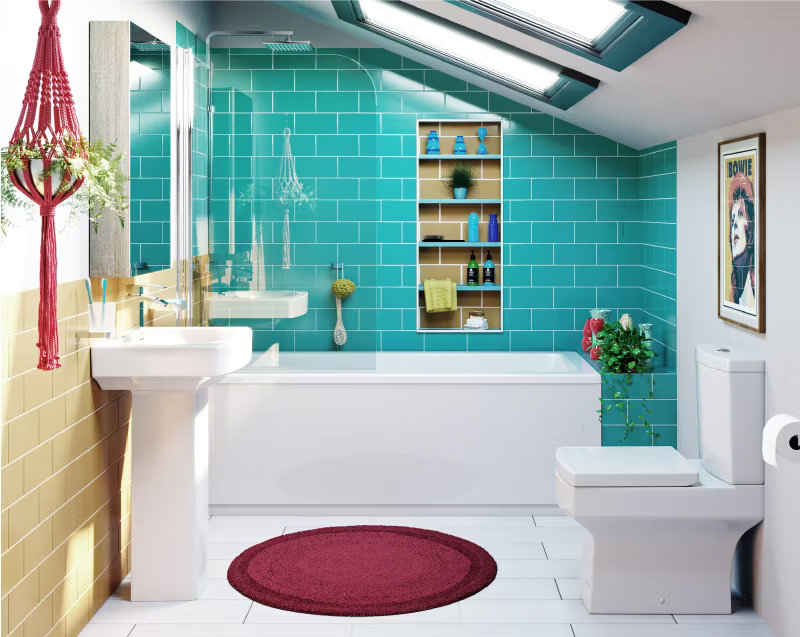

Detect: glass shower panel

[207,48,379,353]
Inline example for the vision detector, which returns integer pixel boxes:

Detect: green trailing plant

[443,161,475,191]
[594,320,659,443]
[1,135,128,235]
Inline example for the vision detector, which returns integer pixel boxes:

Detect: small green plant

[594,320,659,443]
[443,161,475,191]
[2,135,128,234]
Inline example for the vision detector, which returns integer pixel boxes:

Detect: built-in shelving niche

[416,119,504,333]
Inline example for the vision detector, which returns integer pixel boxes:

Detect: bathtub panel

[210,356,599,511]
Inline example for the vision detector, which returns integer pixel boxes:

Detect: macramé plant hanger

[7,0,85,370]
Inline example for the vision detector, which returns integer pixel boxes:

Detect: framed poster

[718,133,765,332]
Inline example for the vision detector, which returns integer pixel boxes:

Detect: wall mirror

[89,21,174,277]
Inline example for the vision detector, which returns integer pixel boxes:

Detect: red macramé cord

[8,1,86,370]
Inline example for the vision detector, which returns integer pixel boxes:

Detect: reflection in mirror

[88,21,173,278]
[129,24,172,275]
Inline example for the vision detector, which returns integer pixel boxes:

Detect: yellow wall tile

[8,489,39,547]
[1,541,24,597]
[38,470,66,521]
[2,593,8,637]
[66,442,109,501]
[23,593,53,637]
[2,458,24,509]
[51,500,77,550]
[8,569,38,631]
[38,544,66,598]
[57,282,78,322]
[7,411,38,463]
[2,509,8,552]
[52,354,79,398]
[23,369,53,413]
[2,421,8,466]
[64,590,89,637]
[23,517,52,573]
[23,441,52,494]
[51,570,77,630]
[21,290,39,332]
[38,396,66,442]
[10,329,39,377]
[1,375,25,424]
[1,293,24,339]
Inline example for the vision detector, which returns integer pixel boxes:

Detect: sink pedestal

[131,389,210,601]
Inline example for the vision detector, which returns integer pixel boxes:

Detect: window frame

[445,0,691,71]
[331,0,600,110]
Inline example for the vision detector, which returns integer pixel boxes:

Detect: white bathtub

[210,351,600,514]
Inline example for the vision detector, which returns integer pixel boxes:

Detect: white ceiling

[211,0,800,149]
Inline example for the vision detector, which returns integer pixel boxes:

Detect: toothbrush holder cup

[88,302,117,337]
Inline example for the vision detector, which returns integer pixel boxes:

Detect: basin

[91,326,252,601]
[209,289,308,320]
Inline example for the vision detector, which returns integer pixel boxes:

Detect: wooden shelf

[418,285,502,291]
[417,118,504,333]
[419,199,502,205]
[418,242,502,248]
[418,154,501,160]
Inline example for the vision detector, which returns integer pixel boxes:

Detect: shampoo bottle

[483,250,495,285]
[467,212,479,242]
[467,251,479,286]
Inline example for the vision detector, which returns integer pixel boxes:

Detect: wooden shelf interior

[419,203,501,242]
[418,291,501,330]
[418,120,502,156]
[419,157,501,200]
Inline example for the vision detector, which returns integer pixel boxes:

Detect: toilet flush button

[659,597,665,605]
[717,348,730,352]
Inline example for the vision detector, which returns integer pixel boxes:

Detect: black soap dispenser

[483,250,495,285]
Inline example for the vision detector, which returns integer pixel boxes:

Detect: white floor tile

[76,626,135,637]
[459,599,674,624]
[674,609,766,624]
[573,624,774,637]
[555,578,580,600]
[130,625,352,636]
[534,516,580,527]
[207,559,235,578]
[246,603,459,624]
[198,578,248,600]
[469,578,560,600]
[207,526,286,543]
[207,541,258,560]
[543,542,583,560]
[90,599,251,624]
[496,559,581,579]
[368,516,535,527]
[481,542,546,560]
[353,624,573,636]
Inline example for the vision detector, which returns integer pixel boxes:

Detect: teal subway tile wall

[130,48,171,273]
[207,48,677,363]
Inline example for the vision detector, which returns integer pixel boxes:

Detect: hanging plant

[2,136,128,234]
[594,319,659,443]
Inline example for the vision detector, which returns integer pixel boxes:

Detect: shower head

[263,32,314,53]
[131,41,170,53]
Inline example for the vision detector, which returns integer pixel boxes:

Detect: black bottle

[467,251,479,285]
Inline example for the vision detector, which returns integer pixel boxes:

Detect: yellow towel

[424,279,457,313]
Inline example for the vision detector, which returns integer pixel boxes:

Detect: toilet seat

[556,446,698,487]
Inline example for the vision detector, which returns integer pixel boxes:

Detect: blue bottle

[425,130,440,154]
[483,251,495,285]
[467,212,479,243]
[488,213,499,242]
[453,135,467,154]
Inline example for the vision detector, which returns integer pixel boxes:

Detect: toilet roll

[762,413,800,467]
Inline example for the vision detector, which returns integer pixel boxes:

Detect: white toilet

[555,345,765,614]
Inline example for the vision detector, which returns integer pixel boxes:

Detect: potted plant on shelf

[2,135,128,235]
[593,315,659,443]
[444,161,475,200]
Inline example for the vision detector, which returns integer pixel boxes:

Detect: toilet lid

[555,446,699,487]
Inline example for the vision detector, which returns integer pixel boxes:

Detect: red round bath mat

[227,525,497,616]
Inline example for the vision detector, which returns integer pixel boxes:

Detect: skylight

[484,0,628,46]
[360,0,560,93]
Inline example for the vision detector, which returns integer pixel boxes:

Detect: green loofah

[331,278,356,299]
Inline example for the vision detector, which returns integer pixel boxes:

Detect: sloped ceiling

[210,0,800,149]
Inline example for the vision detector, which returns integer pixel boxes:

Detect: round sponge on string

[331,279,356,299]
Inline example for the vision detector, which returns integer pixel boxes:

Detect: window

[332,0,600,109]
[448,0,691,71]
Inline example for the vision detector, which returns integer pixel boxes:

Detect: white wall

[0,0,212,294]
[677,106,800,637]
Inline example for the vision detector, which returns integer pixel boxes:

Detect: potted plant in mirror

[593,316,659,443]
[444,161,475,200]
[2,135,128,235]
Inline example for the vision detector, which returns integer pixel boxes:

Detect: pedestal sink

[91,327,252,601]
